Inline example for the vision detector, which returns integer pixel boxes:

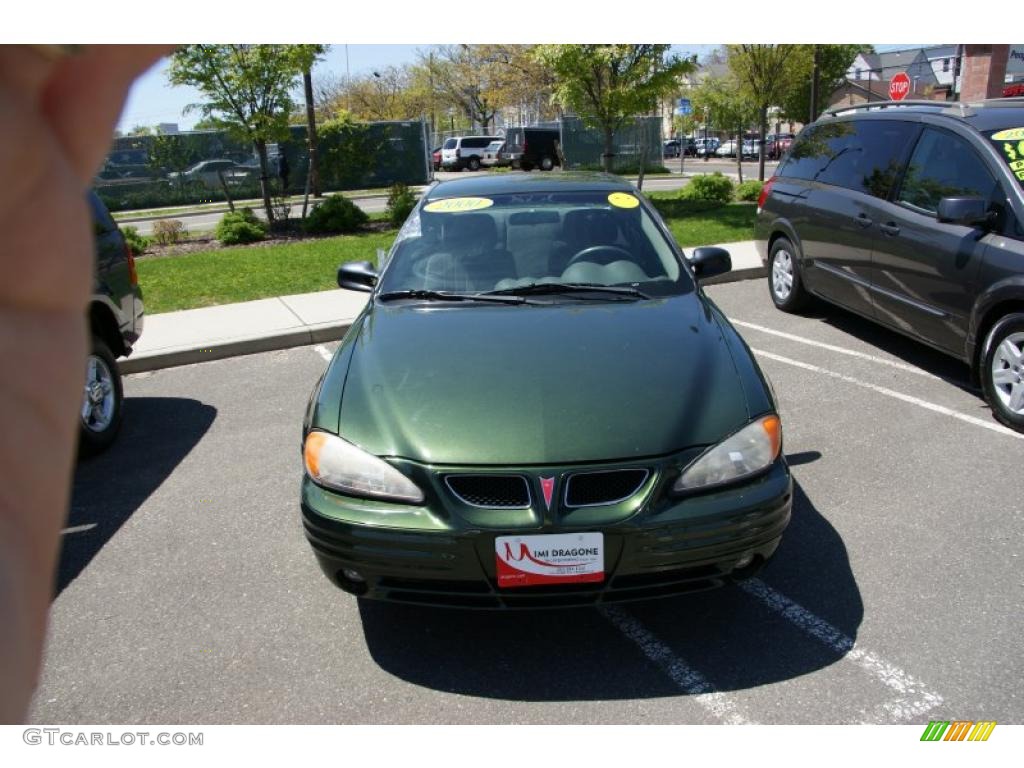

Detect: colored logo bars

[920,721,996,742]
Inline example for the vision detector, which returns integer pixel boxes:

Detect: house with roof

[846,48,939,91]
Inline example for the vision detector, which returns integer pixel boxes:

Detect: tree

[425,45,511,132]
[169,45,308,222]
[779,44,868,124]
[689,75,757,182]
[128,124,155,136]
[535,45,696,172]
[727,44,800,180]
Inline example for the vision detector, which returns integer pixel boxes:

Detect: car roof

[819,98,1024,133]
[424,172,634,199]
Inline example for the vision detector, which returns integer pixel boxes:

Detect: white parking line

[60,523,97,535]
[740,579,944,723]
[600,605,753,725]
[752,347,1024,440]
[313,344,334,363]
[733,319,960,383]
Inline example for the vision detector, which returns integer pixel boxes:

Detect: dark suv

[756,99,1024,432]
[84,192,144,454]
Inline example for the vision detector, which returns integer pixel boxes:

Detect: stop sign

[889,72,911,101]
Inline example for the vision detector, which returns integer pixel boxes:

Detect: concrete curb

[120,322,354,374]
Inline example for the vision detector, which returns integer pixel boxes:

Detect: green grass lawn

[137,202,756,314]
[137,230,396,313]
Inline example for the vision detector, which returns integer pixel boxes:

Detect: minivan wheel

[768,237,809,312]
[540,156,554,171]
[79,336,124,456]
[982,313,1024,432]
[467,157,481,171]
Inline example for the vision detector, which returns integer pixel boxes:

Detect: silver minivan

[441,136,502,171]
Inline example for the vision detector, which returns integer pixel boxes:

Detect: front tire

[982,313,1024,432]
[768,237,809,313]
[467,157,481,171]
[540,156,554,171]
[79,336,124,456]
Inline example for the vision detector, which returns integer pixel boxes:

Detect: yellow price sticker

[608,192,640,209]
[991,128,1024,141]
[423,197,494,213]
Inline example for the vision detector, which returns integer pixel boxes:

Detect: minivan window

[897,127,998,214]
[985,128,1024,193]
[780,120,917,198]
[443,138,457,149]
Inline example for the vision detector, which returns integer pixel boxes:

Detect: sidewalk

[121,240,765,374]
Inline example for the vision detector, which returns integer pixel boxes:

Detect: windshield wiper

[483,282,651,299]
[377,289,527,304]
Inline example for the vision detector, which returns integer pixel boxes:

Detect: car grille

[565,469,649,507]
[445,475,531,508]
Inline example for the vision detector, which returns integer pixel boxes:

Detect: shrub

[215,208,267,245]
[735,180,764,202]
[152,219,188,245]
[681,172,734,203]
[385,183,417,228]
[120,225,151,256]
[304,194,369,234]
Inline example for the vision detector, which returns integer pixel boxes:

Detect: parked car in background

[83,191,144,455]
[304,172,792,607]
[441,136,502,171]
[765,133,796,159]
[481,140,510,168]
[431,146,442,172]
[695,137,721,156]
[757,99,1024,432]
[501,127,562,171]
[166,159,243,188]
[664,140,681,158]
[664,139,697,158]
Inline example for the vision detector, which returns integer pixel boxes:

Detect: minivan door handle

[879,222,901,236]
[855,214,873,229]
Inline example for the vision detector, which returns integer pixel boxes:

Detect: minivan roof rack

[822,100,975,118]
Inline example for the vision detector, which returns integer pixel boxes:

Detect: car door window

[897,128,997,214]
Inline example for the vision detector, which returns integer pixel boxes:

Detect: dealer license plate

[495,533,604,588]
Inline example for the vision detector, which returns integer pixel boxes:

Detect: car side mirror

[337,261,378,292]
[937,197,994,228]
[687,247,732,281]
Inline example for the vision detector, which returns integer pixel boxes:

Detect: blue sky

[116,44,919,133]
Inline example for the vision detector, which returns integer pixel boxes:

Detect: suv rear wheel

[79,335,124,456]
[467,156,481,171]
[540,156,554,171]
[982,313,1024,432]
[768,237,809,312]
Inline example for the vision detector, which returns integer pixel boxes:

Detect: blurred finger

[39,44,171,184]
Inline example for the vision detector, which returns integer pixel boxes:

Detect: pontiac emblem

[540,477,555,510]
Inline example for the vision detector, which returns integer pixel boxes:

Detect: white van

[441,136,502,171]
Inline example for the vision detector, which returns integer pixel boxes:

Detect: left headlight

[672,415,782,493]
[303,431,425,504]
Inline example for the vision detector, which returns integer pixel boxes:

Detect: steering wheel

[564,245,633,270]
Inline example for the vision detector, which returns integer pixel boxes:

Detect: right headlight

[303,430,425,504]
[672,415,782,493]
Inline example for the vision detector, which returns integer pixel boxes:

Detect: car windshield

[443,138,457,149]
[985,127,1024,193]
[377,190,691,298]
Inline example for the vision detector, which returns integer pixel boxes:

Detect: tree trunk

[602,125,615,173]
[255,139,275,223]
[736,123,743,185]
[758,106,768,182]
[303,69,321,197]
[636,118,646,191]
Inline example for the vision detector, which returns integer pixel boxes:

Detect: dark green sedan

[301,173,791,608]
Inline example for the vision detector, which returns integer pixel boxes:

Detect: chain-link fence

[95,120,431,212]
[559,116,664,172]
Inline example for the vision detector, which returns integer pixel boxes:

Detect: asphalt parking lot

[32,278,1023,724]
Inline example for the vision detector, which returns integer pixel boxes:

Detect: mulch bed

[138,219,394,259]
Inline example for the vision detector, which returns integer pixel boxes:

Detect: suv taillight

[124,241,138,286]
[757,176,777,212]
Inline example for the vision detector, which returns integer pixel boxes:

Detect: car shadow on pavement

[358,479,862,703]
[56,397,217,596]
[807,303,979,396]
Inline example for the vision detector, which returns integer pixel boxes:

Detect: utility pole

[810,45,820,122]
[303,67,320,197]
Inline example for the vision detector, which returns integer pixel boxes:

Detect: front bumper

[301,459,792,609]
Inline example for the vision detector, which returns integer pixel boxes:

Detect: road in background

[33,279,1022,724]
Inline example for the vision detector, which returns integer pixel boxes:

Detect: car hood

[336,294,751,465]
